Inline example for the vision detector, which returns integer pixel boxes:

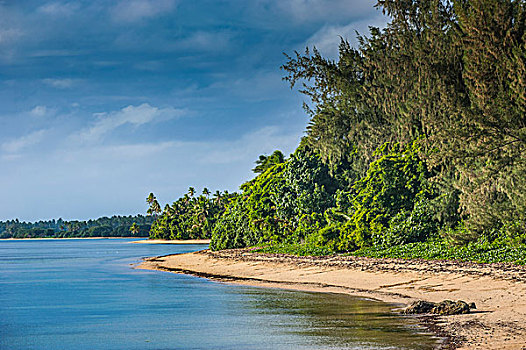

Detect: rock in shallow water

[403,300,475,315]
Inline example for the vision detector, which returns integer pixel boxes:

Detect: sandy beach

[130,239,211,244]
[138,249,526,350]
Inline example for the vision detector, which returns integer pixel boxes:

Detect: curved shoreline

[138,249,526,350]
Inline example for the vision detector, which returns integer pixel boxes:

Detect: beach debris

[403,300,475,315]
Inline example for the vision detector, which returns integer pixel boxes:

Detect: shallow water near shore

[0,238,440,349]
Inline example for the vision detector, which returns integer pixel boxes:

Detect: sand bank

[138,249,526,350]
[130,239,210,244]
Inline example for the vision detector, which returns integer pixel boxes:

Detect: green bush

[373,198,439,247]
[338,141,439,250]
[210,147,338,250]
[210,199,253,250]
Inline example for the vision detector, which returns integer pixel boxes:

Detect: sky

[0,0,387,222]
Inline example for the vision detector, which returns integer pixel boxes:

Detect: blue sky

[0,0,386,221]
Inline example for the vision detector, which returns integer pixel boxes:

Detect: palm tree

[146,192,156,205]
[202,187,211,198]
[146,193,161,216]
[129,222,139,236]
[188,187,196,197]
[213,190,222,205]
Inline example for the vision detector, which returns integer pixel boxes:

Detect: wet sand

[138,248,526,350]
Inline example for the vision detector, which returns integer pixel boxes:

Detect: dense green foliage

[208,140,442,252]
[148,0,526,264]
[0,215,153,239]
[278,0,525,249]
[210,146,338,250]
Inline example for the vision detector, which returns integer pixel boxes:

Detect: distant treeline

[0,215,154,239]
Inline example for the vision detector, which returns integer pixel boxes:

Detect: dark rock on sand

[403,300,437,314]
[403,300,475,315]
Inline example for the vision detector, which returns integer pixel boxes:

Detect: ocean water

[0,239,440,349]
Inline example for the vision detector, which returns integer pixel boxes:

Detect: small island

[0,215,153,239]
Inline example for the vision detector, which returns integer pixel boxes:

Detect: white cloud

[306,23,359,58]
[58,141,178,164]
[0,119,304,220]
[92,60,121,68]
[133,60,163,71]
[200,126,301,165]
[104,141,175,158]
[208,70,288,102]
[77,103,184,142]
[37,2,79,16]
[1,130,47,154]
[113,29,233,53]
[0,28,22,45]
[283,0,368,21]
[111,0,177,23]
[253,0,377,24]
[175,31,233,52]
[30,50,83,58]
[30,105,49,117]
[42,78,77,89]
[305,15,388,58]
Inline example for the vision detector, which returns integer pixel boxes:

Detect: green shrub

[373,198,439,247]
[210,147,339,250]
[210,199,253,250]
[338,141,439,250]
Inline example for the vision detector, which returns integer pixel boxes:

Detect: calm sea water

[0,239,440,350]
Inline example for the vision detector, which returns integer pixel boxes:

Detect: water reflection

[228,287,440,349]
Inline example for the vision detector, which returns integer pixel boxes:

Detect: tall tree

[452,0,526,232]
[129,222,139,236]
[146,193,162,216]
